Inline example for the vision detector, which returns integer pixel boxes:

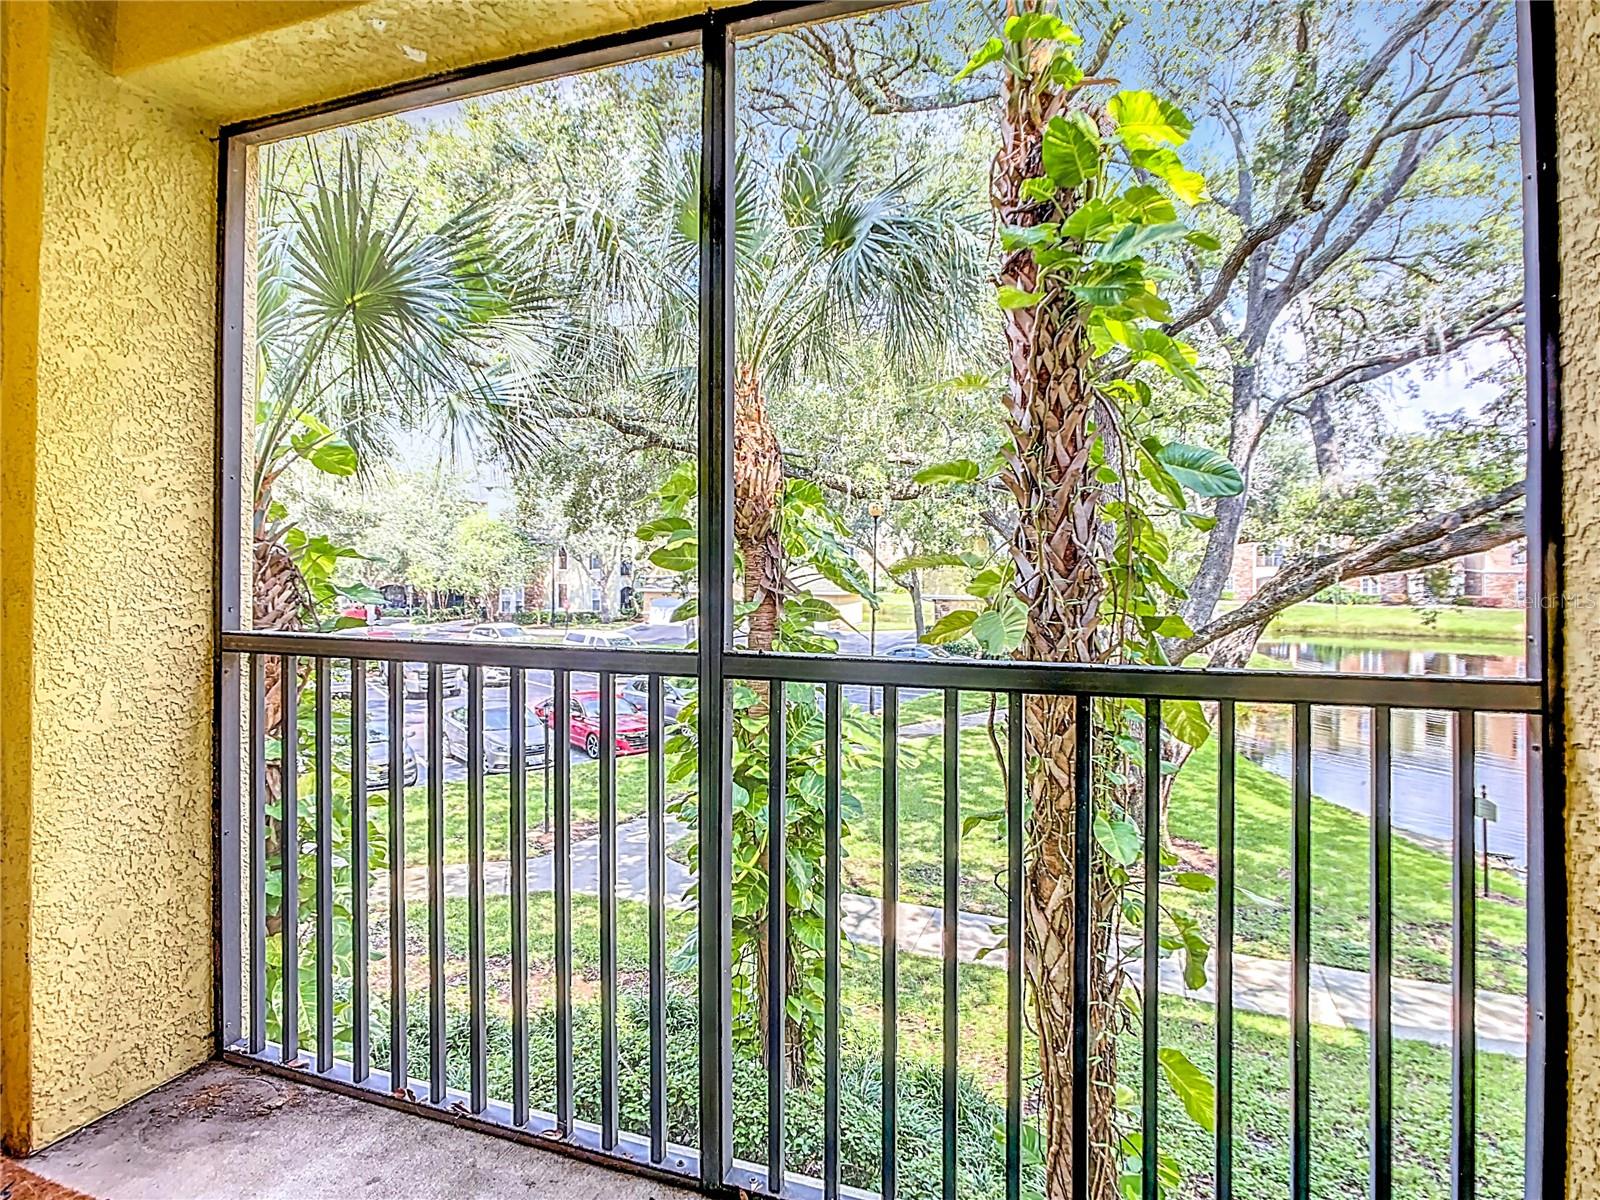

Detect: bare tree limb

[1242,297,1524,462]
[1171,480,1525,659]
[1164,0,1452,339]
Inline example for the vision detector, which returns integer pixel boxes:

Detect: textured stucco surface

[25,0,217,1149]
[0,0,51,1156]
[111,0,363,73]
[117,0,721,127]
[6,0,716,1154]
[1562,3,1600,1191]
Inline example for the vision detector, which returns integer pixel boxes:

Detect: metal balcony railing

[215,629,1545,1200]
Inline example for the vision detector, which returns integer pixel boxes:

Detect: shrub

[369,992,1022,1198]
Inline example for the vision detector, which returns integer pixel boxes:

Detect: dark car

[620,675,690,720]
[535,690,649,759]
[441,700,549,772]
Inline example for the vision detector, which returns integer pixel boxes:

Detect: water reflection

[1242,641,1528,866]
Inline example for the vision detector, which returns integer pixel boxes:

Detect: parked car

[469,623,526,643]
[534,690,649,758]
[440,701,548,772]
[402,661,465,699]
[362,717,418,789]
[884,642,951,661]
[620,675,690,720]
[326,660,386,699]
[563,629,639,649]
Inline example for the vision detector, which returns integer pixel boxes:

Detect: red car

[536,690,650,759]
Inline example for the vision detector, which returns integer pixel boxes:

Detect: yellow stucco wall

[0,0,716,1154]
[114,0,715,127]
[1,0,50,1158]
[6,0,1600,1177]
[1559,3,1600,1194]
[22,0,217,1149]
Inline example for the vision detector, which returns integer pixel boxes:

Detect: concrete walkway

[400,812,1528,1058]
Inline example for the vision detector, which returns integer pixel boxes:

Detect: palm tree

[508,121,989,1077]
[253,138,548,641]
[508,121,988,652]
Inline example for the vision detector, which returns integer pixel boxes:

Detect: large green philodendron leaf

[913,458,983,485]
[1108,90,1194,151]
[971,596,1028,654]
[1157,443,1245,497]
[1130,147,1208,205]
[1158,1047,1217,1134]
[922,609,978,644]
[1163,698,1211,749]
[1041,113,1102,191]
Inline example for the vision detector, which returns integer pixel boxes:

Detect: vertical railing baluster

[1142,698,1161,1200]
[767,679,787,1192]
[427,664,446,1104]
[823,682,842,1200]
[1216,700,1235,1200]
[942,688,960,1200]
[314,658,334,1073]
[882,684,900,1200]
[351,661,370,1082]
[554,668,574,1132]
[467,665,488,1114]
[1290,703,1312,1200]
[1005,691,1023,1200]
[281,653,299,1065]
[510,666,530,1127]
[220,646,243,1050]
[248,654,266,1055]
[386,660,406,1094]
[1071,693,1092,1200]
[648,674,668,1163]
[599,671,619,1150]
[1371,705,1392,1200]
[1452,710,1477,1200]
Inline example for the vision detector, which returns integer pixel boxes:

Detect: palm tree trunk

[734,364,784,653]
[994,16,1123,1197]
[254,532,310,941]
[731,363,810,1085]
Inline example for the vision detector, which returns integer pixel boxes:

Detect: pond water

[1241,641,1530,867]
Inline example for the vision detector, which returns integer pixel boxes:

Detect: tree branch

[1164,0,1453,339]
[1172,480,1525,659]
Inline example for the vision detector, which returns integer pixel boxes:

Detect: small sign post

[1475,786,1498,897]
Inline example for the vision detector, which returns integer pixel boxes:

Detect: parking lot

[344,619,936,784]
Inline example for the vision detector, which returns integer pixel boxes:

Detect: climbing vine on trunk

[641,461,878,1084]
[929,10,1245,1196]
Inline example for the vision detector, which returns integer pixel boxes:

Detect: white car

[563,629,639,649]
[468,623,526,643]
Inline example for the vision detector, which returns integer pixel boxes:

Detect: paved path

[401,812,1528,1058]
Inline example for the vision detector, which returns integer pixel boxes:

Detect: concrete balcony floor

[20,1063,697,1200]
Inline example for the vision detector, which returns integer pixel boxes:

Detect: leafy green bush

[369,992,1024,1198]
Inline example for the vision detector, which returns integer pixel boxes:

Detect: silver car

[402,661,465,699]
[362,717,419,789]
[441,700,549,773]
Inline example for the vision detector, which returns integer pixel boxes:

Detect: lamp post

[868,502,884,714]
[549,547,559,627]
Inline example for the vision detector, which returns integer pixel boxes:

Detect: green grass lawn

[1259,601,1524,644]
[363,754,656,866]
[311,891,1525,1199]
[353,701,1528,995]
[835,718,1528,995]
[894,687,993,727]
[866,594,1527,648]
